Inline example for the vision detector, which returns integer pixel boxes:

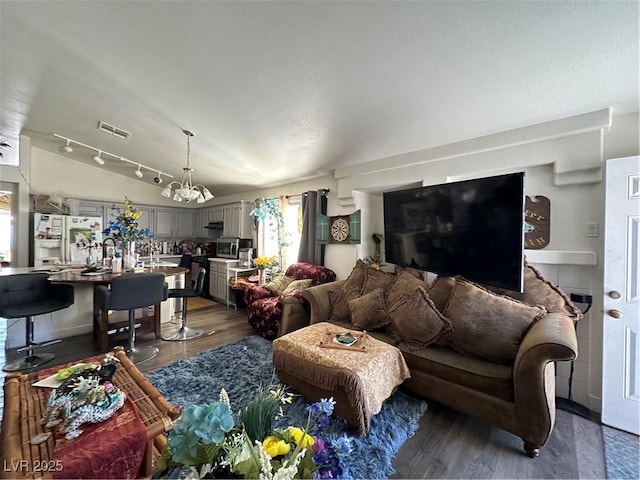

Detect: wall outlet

[586,222,599,238]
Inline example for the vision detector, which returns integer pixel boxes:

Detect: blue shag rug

[145,335,427,479]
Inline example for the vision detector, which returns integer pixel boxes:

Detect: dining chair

[162,267,206,341]
[94,272,168,364]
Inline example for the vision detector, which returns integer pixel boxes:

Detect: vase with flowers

[253,256,278,284]
[102,197,156,271]
[155,384,350,480]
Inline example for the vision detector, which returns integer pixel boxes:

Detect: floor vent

[97,121,131,140]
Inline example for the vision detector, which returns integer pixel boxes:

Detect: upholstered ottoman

[272,322,410,435]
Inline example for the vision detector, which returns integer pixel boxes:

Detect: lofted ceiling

[1,1,638,198]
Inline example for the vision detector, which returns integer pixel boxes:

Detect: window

[257,199,302,271]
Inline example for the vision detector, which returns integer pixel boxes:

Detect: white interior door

[602,155,640,434]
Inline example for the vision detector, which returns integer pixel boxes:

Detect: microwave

[216,238,239,259]
[215,238,253,259]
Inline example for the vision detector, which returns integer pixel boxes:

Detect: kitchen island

[1,264,185,350]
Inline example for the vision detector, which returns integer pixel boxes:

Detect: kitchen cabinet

[154,209,174,237]
[222,206,233,237]
[77,200,103,218]
[176,210,194,237]
[137,207,153,233]
[220,201,253,238]
[208,258,239,302]
[211,208,224,222]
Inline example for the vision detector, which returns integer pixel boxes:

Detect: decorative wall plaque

[524,195,550,249]
[317,210,361,244]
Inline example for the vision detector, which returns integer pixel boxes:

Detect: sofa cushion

[401,344,514,402]
[443,278,547,364]
[282,279,313,296]
[264,275,295,296]
[427,275,456,313]
[348,288,389,330]
[386,286,453,350]
[496,263,583,320]
[328,260,368,322]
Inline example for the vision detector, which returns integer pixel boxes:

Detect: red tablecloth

[36,358,148,479]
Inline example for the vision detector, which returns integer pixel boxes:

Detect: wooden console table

[0,346,181,479]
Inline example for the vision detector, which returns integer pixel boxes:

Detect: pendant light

[160,129,214,203]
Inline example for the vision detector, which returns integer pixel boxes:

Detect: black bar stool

[94,272,167,364]
[162,267,206,341]
[0,273,74,372]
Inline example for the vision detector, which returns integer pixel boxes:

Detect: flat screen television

[383,172,525,292]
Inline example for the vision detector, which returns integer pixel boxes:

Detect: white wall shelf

[524,249,597,266]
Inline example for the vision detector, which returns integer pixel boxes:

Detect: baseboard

[556,396,594,420]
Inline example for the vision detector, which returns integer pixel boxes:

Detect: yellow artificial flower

[263,436,291,458]
[286,427,314,448]
[253,256,278,270]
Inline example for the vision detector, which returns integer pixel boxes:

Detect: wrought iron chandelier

[160,129,214,203]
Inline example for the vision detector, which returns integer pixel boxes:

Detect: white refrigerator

[33,213,104,266]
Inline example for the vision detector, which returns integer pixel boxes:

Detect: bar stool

[162,267,206,341]
[0,273,74,372]
[94,272,167,364]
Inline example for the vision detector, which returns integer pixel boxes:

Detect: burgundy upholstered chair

[245,262,336,339]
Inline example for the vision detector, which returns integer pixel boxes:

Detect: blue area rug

[145,335,427,479]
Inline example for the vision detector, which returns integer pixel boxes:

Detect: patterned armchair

[245,262,336,339]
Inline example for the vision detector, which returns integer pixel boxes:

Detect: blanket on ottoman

[272,322,410,434]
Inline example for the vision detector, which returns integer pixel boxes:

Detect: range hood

[204,221,223,229]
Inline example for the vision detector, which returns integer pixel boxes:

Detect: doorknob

[608,309,623,319]
[608,290,621,299]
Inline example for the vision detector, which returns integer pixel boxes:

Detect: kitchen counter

[2,265,186,349]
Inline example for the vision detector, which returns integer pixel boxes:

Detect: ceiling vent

[97,121,131,140]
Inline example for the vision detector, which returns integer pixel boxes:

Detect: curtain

[297,189,327,265]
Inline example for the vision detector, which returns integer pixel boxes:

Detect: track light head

[134,165,143,178]
[91,151,105,165]
[154,173,163,184]
[59,140,73,154]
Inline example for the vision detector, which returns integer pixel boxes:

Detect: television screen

[383,172,525,292]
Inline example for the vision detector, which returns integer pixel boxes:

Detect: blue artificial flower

[168,426,200,463]
[168,402,235,463]
[308,398,335,432]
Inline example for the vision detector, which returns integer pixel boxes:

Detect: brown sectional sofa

[286,261,580,457]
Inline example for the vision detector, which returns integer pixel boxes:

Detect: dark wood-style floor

[1,302,608,479]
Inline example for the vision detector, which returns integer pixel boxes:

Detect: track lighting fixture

[160,129,214,203]
[59,140,73,154]
[52,133,173,182]
[91,151,105,165]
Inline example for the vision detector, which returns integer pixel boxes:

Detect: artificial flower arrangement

[253,256,278,271]
[155,385,350,480]
[102,196,156,242]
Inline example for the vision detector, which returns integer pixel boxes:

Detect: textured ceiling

[1,1,638,197]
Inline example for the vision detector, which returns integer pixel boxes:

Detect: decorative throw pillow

[329,260,368,322]
[264,275,295,296]
[281,279,313,296]
[347,288,389,330]
[427,275,456,313]
[506,263,583,320]
[385,286,452,350]
[386,270,426,308]
[443,278,547,364]
[360,267,394,296]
